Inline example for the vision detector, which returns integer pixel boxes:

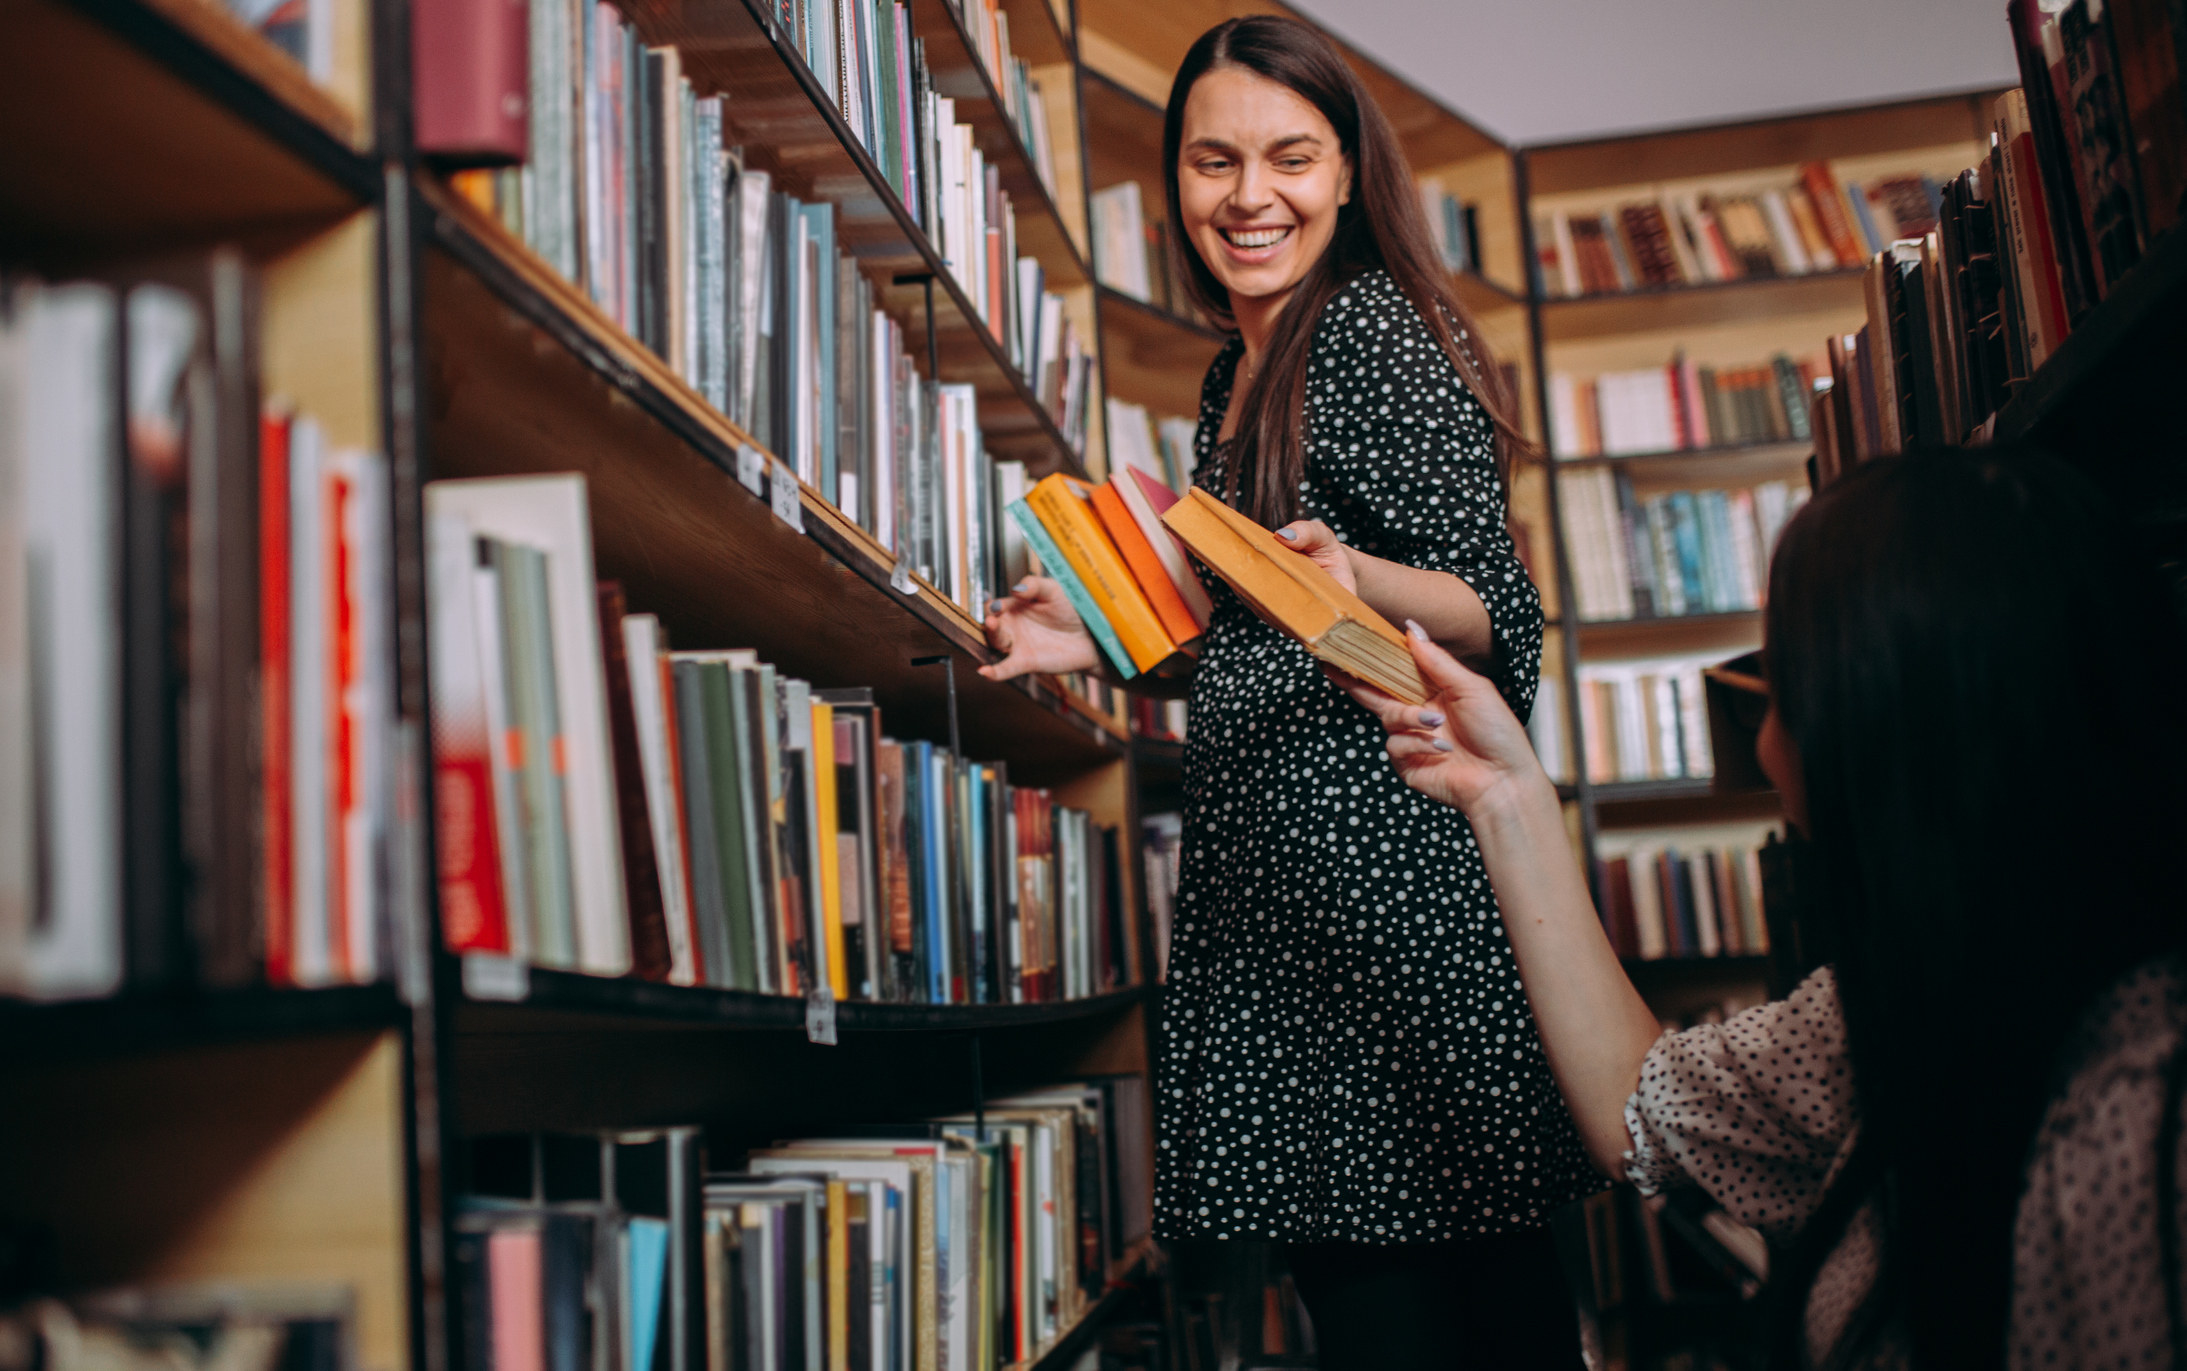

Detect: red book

[1798,162,1866,268]
[596,583,672,981]
[413,0,529,164]
[260,409,294,984]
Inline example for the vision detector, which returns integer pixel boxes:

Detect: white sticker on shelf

[890,559,917,594]
[770,460,806,533]
[462,952,530,1002]
[805,985,839,1045]
[736,443,766,497]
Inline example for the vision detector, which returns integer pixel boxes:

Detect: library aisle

[5,0,2185,1367]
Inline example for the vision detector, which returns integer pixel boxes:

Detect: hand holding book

[1270,518,1359,592]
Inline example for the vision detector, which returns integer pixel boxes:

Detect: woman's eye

[1197,158,1233,174]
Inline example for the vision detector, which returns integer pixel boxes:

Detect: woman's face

[1176,65,1352,317]
[1756,701,1808,834]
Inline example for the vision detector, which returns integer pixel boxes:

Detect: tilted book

[1160,487,1427,704]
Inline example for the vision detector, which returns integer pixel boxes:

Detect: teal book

[625,1216,669,1371]
[1004,499,1138,680]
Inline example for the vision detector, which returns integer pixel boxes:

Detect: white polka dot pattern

[1152,269,1598,1244]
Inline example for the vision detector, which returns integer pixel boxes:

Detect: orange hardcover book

[1799,162,1868,268]
[1025,474,1180,672]
[1088,479,1203,650]
[1161,488,1427,704]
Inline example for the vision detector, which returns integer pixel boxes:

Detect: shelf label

[463,952,530,1002]
[805,986,839,1045]
[890,559,917,594]
[770,460,806,533]
[736,443,766,497]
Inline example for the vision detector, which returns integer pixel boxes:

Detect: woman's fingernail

[1433,738,1454,753]
[990,599,1010,612]
[1013,581,1031,594]
[1276,528,1298,541]
[1405,618,1428,641]
[1418,710,1444,726]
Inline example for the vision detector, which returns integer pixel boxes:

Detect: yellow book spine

[827,1179,850,1371]
[1027,475,1175,671]
[811,701,848,1000]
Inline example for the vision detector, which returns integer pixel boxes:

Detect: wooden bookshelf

[6,0,1163,1362]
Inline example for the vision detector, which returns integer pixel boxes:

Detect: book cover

[1160,488,1426,704]
[414,0,528,164]
[1003,501,1136,680]
[426,513,512,955]
[1025,474,1177,673]
[1087,480,1202,650]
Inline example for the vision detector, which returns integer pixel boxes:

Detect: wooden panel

[0,1032,410,1371]
[1541,271,1872,343]
[1037,63,1090,253]
[261,210,381,452]
[1576,611,1762,662]
[1526,92,1996,197]
[1099,290,1225,420]
[0,0,362,261]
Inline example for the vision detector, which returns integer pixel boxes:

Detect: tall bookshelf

[1517,93,1996,1007]
[2,0,1162,1367]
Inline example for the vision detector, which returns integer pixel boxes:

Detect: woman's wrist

[1465,765,1562,848]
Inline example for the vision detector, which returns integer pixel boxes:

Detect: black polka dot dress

[1153,270,1599,1244]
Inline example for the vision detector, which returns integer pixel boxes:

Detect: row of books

[0,264,398,1002]
[1818,38,2187,471]
[1005,471,1215,681]
[458,1082,1150,1371]
[1558,470,1808,622]
[0,1285,352,1371]
[1569,1185,1769,1334]
[427,474,1133,1004]
[1534,161,1944,298]
[1103,399,1197,495]
[1417,176,1483,276]
[954,0,1061,194]
[1596,839,1771,961]
[1547,353,1821,459]
[1127,698,1188,744]
[1575,656,1717,785]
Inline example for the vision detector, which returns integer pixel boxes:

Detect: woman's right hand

[980,577,1101,682]
[1330,621,1550,819]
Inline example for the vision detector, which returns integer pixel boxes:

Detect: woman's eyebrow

[1182,132,1324,153]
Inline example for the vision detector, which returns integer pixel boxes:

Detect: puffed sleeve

[1622,965,1858,1239]
[1306,273,1544,717]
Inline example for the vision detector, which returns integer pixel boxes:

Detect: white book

[1677,668,1714,778]
[1527,676,1568,783]
[1628,849,1669,959]
[620,614,697,986]
[1649,672,1683,779]
[1611,673,1649,781]
[0,292,26,983]
[11,285,124,999]
[470,537,532,963]
[1552,211,1581,297]
[1548,373,1583,459]
[425,475,631,976]
[1111,464,1214,627]
[1657,191,1703,283]
[328,446,392,985]
[1760,190,1813,274]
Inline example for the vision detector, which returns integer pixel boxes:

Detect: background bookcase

[1519,93,1997,1009]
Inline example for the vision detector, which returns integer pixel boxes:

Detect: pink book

[488,1227,547,1371]
[412,0,528,164]
[1116,468,1215,627]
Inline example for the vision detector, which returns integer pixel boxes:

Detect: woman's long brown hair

[1162,15,1529,527]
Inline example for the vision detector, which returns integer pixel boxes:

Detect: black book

[814,687,881,1000]
[1894,254,1948,447]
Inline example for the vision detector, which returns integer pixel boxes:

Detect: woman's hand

[980,577,1101,682]
[1330,622,1549,818]
[1274,520,1357,593]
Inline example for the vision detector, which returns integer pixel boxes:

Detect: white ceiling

[1285,0,2022,146]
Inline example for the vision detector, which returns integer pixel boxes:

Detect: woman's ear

[1339,156,1354,206]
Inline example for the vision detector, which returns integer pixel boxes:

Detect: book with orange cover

[1117,468,1216,624]
[1087,479,1203,650]
[1161,488,1428,704]
[1024,474,1180,673]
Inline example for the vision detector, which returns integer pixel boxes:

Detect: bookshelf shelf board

[903,0,1090,277]
[1994,224,2187,511]
[1546,438,1812,472]
[1098,284,1228,417]
[0,983,405,1059]
[1131,737,1185,773]
[1455,269,1528,310]
[425,198,1128,777]
[632,0,1093,427]
[1008,1240,1157,1371]
[1539,270,1866,342]
[1575,610,1763,660]
[459,966,1149,1034]
[0,0,371,259]
[1587,777,1720,805]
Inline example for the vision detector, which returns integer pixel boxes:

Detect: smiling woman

[983,14,1597,1368]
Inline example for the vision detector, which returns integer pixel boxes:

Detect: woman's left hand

[1274,520,1357,593]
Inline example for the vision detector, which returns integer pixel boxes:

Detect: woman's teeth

[1223,227,1291,249]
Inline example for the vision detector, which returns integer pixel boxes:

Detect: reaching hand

[1273,520,1357,593]
[980,577,1101,682]
[1328,622,1549,818]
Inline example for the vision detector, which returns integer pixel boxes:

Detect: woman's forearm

[1350,552,1494,662]
[1466,772,1667,1176]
